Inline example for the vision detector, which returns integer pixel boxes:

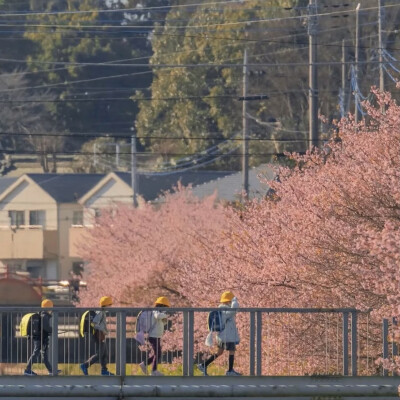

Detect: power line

[0,94,236,102]
[0,58,398,74]
[0,59,390,97]
[0,70,151,93]
[1,4,399,30]
[0,0,278,17]
[0,88,352,102]
[0,25,386,92]
[1,150,303,158]
[0,132,310,140]
[0,19,385,36]
[0,27,384,88]
[0,20,383,49]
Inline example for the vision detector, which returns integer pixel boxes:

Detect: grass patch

[2,363,227,376]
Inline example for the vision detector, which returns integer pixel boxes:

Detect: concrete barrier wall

[1,376,400,398]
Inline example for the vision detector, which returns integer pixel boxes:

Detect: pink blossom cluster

[79,89,400,373]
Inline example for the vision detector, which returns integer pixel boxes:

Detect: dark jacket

[33,311,52,341]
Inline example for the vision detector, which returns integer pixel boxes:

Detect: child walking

[80,296,114,376]
[197,291,241,376]
[139,296,170,376]
[24,299,61,376]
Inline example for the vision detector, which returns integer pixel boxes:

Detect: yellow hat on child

[99,296,112,307]
[41,299,54,308]
[154,296,170,307]
[220,291,234,303]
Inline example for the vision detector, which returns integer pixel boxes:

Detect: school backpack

[20,313,41,337]
[207,310,225,332]
[135,310,154,334]
[79,310,97,337]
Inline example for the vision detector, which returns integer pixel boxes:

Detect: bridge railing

[0,307,396,377]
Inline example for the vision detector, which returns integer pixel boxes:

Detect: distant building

[0,167,272,280]
[189,164,274,202]
[0,170,236,279]
[115,170,237,202]
[0,173,132,280]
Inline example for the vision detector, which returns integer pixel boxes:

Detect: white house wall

[0,179,57,229]
[84,177,132,209]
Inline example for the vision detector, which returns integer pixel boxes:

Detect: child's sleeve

[92,312,101,329]
[42,314,52,334]
[153,311,168,320]
[231,297,239,309]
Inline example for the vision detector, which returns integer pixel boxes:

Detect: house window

[29,210,46,227]
[26,264,44,279]
[94,208,102,218]
[72,261,84,277]
[72,210,83,225]
[8,210,25,227]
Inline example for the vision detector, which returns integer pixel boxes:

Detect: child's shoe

[101,369,114,376]
[80,363,88,376]
[49,369,62,376]
[23,369,37,376]
[196,363,208,376]
[139,362,147,375]
[151,370,164,376]
[226,369,242,376]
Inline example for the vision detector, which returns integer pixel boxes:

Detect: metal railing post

[392,318,398,376]
[188,311,194,376]
[383,318,389,376]
[0,312,2,364]
[343,311,349,376]
[183,311,188,376]
[392,318,398,355]
[249,311,255,376]
[116,311,126,377]
[351,311,358,376]
[256,311,262,376]
[50,310,58,375]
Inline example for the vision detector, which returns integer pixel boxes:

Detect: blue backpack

[207,310,225,332]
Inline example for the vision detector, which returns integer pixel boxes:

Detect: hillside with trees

[0,0,400,171]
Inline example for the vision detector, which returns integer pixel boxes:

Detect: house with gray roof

[0,173,117,282]
[190,164,274,202]
[0,169,237,281]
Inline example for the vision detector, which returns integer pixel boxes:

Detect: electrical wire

[2,4,400,30]
[0,3,398,30]
[0,148,320,157]
[0,21,385,52]
[0,26,386,97]
[0,131,311,140]
[0,0,285,17]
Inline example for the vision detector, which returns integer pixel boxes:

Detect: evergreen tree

[24,0,159,137]
[135,0,308,170]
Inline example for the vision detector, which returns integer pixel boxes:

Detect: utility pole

[131,133,138,207]
[115,142,120,168]
[93,143,97,167]
[308,0,318,151]
[378,0,385,113]
[242,48,249,198]
[354,3,361,126]
[341,39,347,117]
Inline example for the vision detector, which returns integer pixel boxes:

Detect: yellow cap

[154,296,170,307]
[99,296,112,307]
[220,291,234,303]
[41,299,54,308]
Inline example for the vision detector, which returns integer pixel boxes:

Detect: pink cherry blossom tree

[79,88,400,374]
[78,185,227,307]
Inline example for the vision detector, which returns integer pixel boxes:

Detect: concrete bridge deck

[1,375,400,399]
